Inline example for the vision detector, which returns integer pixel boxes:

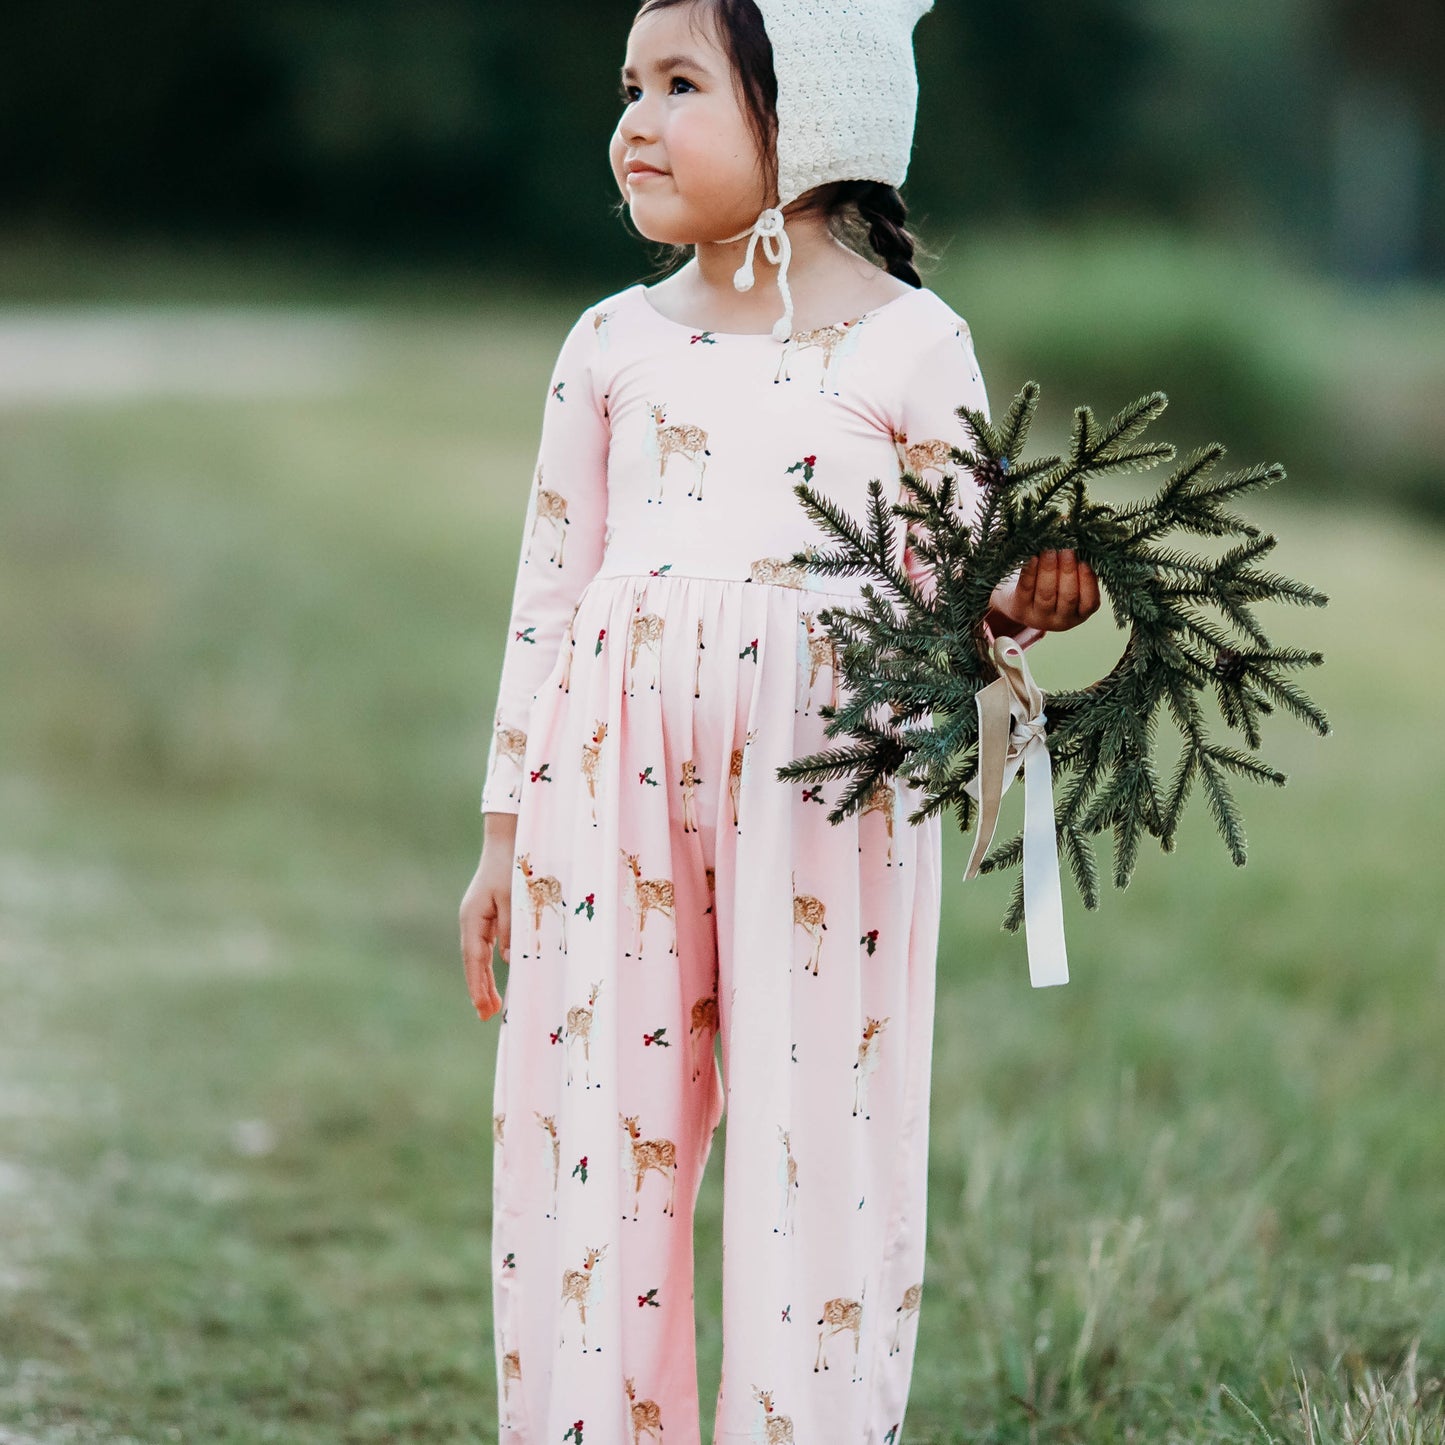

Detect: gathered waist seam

[588,568,867,598]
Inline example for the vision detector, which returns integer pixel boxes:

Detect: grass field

[0,275,1442,1442]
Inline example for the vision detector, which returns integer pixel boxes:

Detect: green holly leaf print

[502,1251,516,1269]
[529,762,552,785]
[574,891,596,919]
[564,1422,584,1443]
[861,928,880,956]
[594,627,606,656]
[514,624,537,644]
[690,331,717,345]
[786,454,818,482]
[572,1154,588,1184]
[648,563,673,576]
[643,1026,671,1048]
[551,381,566,402]
[801,786,827,806]
[739,638,758,661]
[637,1286,662,1308]
[637,766,660,787]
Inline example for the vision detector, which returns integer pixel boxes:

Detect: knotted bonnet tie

[718,206,796,342]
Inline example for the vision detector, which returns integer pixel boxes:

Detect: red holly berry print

[573,892,597,920]
[529,762,553,784]
[861,928,880,956]
[642,1026,671,1048]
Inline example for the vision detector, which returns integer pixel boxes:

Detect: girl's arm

[896,313,1047,649]
[896,314,1101,643]
[479,305,610,815]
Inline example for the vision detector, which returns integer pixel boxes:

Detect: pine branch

[774,377,1329,935]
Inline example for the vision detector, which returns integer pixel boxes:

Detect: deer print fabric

[484,281,994,1444]
[481,280,1014,816]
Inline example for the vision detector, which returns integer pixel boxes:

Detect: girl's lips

[627,169,668,182]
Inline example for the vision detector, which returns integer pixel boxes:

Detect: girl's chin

[626,210,697,247]
[627,205,750,248]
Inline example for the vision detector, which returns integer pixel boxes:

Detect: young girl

[459,1,1099,1439]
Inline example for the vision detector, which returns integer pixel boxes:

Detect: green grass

[0,281,1442,1442]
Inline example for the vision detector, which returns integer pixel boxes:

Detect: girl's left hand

[993,548,1101,632]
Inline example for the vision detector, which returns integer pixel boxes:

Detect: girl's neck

[661,208,905,334]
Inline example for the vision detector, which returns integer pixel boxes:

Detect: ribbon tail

[1020,736,1069,987]
[963,678,1012,879]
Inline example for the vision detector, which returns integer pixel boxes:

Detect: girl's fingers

[462,894,508,1015]
[1012,556,1038,611]
[1033,550,1059,611]
[1078,560,1100,616]
[1054,549,1079,621]
[477,960,502,1015]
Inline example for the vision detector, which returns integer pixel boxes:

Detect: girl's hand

[460,819,515,1022]
[990,548,1101,633]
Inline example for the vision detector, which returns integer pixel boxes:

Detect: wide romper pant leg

[709,581,943,1445]
[490,576,728,1445]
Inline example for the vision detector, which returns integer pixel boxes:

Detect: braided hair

[816,179,928,288]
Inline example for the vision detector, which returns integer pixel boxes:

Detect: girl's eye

[618,76,695,104]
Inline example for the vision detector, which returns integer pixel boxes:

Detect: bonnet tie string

[720,206,795,342]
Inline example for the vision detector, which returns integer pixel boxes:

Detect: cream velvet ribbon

[962,634,1070,987]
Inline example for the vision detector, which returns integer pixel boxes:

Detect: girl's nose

[618,96,658,146]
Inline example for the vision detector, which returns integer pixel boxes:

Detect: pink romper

[481,279,992,1445]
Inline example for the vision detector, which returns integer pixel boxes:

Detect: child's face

[610,3,772,245]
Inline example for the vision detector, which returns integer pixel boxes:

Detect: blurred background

[1,1,1442,1440]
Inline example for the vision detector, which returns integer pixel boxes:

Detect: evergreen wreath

[775,383,1332,931]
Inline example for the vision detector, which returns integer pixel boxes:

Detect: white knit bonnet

[722,0,936,342]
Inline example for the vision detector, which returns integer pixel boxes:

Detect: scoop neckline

[627,280,928,338]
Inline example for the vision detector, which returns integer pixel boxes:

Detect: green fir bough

[775,383,1331,931]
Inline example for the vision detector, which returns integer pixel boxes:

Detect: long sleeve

[895,312,1044,649]
[480,305,610,814]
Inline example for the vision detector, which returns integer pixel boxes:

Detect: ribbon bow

[721,205,795,341]
[962,634,1069,988]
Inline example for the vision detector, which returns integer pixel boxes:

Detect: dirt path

[0,308,368,405]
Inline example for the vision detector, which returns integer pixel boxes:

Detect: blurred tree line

[3,0,1442,285]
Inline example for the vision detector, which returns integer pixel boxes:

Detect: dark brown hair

[619,0,932,286]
